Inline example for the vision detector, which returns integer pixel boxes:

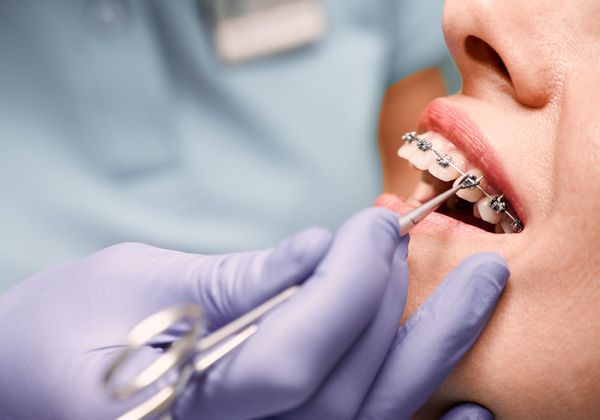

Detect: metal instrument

[104,176,482,419]
[103,287,299,420]
[398,173,482,235]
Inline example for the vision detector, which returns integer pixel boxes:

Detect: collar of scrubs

[211,0,327,63]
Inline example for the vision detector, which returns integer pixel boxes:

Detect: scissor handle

[103,304,204,401]
[115,325,261,420]
[114,361,198,420]
[105,286,300,419]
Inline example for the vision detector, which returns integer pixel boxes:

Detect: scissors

[102,286,299,420]
[103,174,480,420]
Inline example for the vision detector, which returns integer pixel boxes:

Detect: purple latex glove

[0,208,507,420]
[0,208,406,419]
[172,208,409,419]
[440,403,494,420]
[352,253,509,420]
[0,224,331,419]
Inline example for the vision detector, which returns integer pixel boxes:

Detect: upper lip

[418,98,526,223]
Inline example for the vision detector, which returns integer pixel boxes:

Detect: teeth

[410,148,435,170]
[408,134,447,171]
[428,150,466,181]
[397,142,419,160]
[475,197,503,224]
[454,169,484,202]
[473,202,481,219]
[404,135,433,170]
[499,217,514,234]
[421,132,468,181]
[490,195,507,214]
[398,131,523,234]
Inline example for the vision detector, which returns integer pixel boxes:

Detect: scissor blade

[194,325,258,372]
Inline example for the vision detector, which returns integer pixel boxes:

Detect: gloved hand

[278,236,509,420]
[350,251,508,420]
[0,220,331,419]
[0,208,508,420]
[0,207,399,419]
[440,403,494,420]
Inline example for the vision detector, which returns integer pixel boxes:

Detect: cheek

[553,72,600,243]
[447,268,600,418]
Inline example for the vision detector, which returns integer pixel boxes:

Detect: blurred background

[0,0,460,291]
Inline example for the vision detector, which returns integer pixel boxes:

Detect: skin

[378,0,600,418]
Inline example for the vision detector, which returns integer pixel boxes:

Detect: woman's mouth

[378,100,525,235]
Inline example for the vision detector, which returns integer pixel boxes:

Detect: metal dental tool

[401,131,524,232]
[103,286,299,420]
[398,174,482,235]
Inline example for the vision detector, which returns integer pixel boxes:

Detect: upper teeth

[399,131,523,233]
[436,154,453,169]
[490,195,507,214]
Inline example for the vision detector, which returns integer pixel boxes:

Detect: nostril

[464,35,511,81]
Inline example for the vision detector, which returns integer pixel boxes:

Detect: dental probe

[398,174,482,236]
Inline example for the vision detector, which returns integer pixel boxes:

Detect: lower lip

[375,193,491,237]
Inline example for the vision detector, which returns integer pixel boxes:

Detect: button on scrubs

[0,0,455,290]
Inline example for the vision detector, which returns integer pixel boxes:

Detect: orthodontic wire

[401,132,523,232]
[404,132,522,231]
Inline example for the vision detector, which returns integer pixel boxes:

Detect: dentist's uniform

[0,2,505,419]
[0,0,456,290]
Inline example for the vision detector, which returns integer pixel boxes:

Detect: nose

[442,0,561,108]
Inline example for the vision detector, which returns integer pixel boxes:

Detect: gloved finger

[279,241,409,420]
[356,252,509,420]
[174,208,404,420]
[68,231,327,341]
[440,403,494,420]
[180,226,333,329]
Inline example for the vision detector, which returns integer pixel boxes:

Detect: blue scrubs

[0,0,455,291]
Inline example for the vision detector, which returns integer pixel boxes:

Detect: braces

[401,131,524,233]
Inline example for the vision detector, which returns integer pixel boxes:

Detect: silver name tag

[213,0,326,64]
